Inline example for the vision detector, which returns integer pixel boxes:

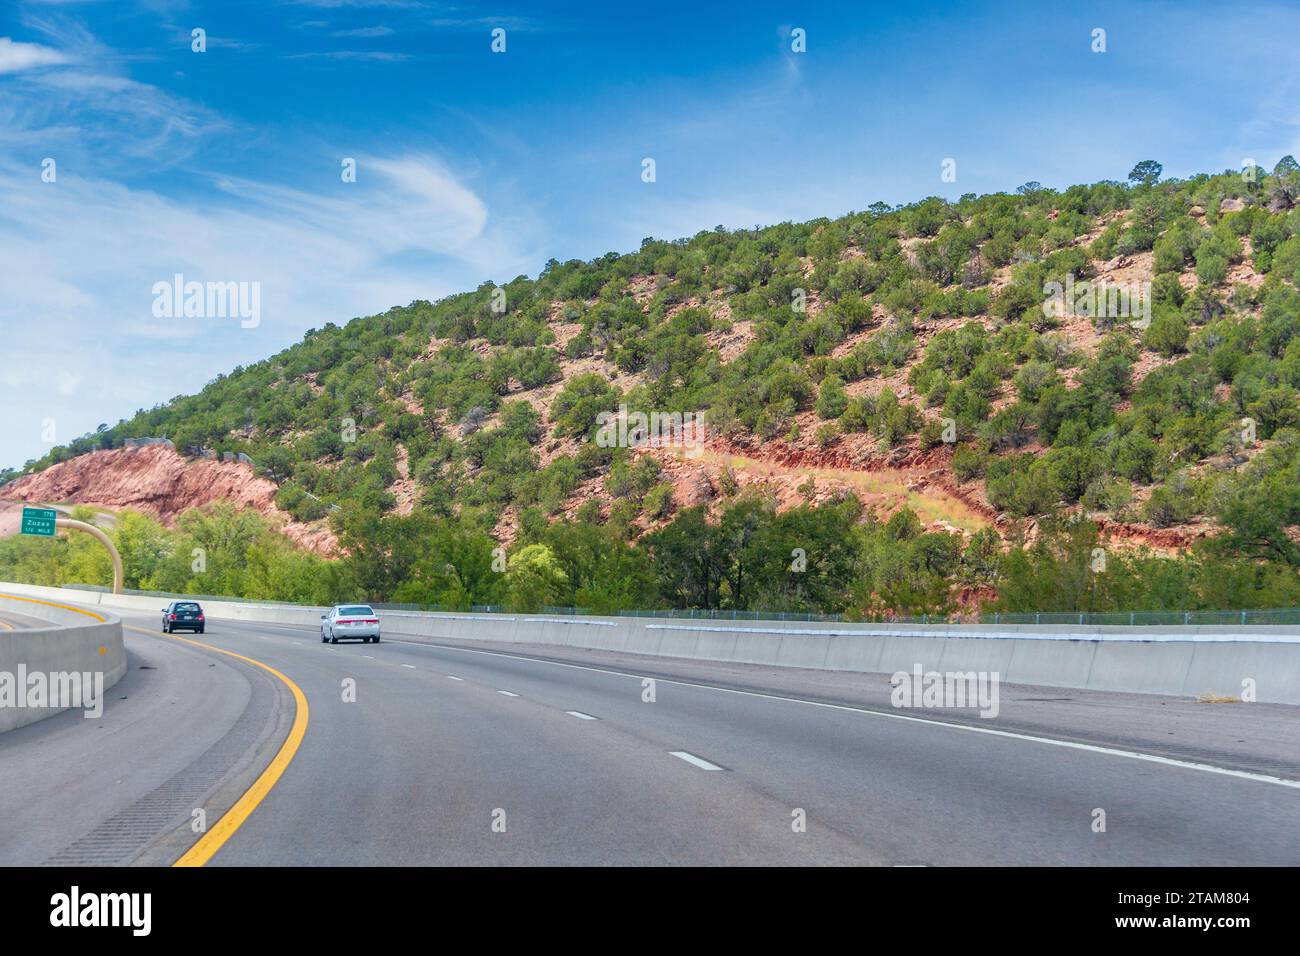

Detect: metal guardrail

[618,608,843,622]
[35,581,1300,626]
[985,608,1300,626]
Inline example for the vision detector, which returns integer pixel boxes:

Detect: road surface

[2,607,1298,866]
[0,608,56,630]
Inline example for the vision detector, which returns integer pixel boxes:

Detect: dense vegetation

[4,495,1300,617]
[6,159,1300,616]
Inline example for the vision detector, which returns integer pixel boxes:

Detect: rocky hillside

[8,160,1300,558]
[1,446,337,554]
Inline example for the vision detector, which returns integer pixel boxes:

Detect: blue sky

[1,0,1298,470]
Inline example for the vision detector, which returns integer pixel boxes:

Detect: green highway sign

[20,506,57,537]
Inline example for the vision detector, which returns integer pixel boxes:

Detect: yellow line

[0,592,106,622]
[123,624,309,867]
[0,618,14,631]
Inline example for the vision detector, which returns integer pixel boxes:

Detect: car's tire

[198,626,205,634]
[330,633,338,644]
[163,623,171,634]
[321,631,327,643]
[373,635,380,643]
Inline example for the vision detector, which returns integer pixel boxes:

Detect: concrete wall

[2,580,1298,704]
[0,592,127,734]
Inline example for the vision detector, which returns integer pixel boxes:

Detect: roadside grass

[1194,693,1242,704]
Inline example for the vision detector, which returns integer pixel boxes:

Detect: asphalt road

[2,609,1298,866]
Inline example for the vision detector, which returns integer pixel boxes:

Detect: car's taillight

[169,613,176,620]
[197,614,204,621]
[365,619,379,623]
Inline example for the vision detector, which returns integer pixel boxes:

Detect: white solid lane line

[670,751,724,771]
[497,690,519,697]
[566,711,598,720]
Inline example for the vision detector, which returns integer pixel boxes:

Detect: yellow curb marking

[123,624,309,867]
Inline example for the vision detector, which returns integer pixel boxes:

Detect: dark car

[162,600,206,634]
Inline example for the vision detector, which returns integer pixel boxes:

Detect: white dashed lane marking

[497,690,520,698]
[566,711,598,720]
[670,751,724,771]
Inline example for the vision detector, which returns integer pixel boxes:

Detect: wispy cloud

[0,36,70,73]
[2,67,230,165]
[285,49,409,61]
[331,25,395,37]
[284,0,431,9]
[2,15,227,166]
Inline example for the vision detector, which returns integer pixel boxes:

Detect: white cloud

[0,151,537,467]
[0,36,69,73]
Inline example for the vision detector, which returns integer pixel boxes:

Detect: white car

[321,605,381,644]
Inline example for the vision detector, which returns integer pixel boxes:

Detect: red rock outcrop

[1,446,336,554]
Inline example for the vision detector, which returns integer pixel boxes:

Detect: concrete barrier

[0,592,127,734]
[2,581,1298,704]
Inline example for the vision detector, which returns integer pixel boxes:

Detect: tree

[1275,155,1300,177]
[1127,160,1163,187]
[505,544,567,611]
[549,373,620,439]
[1267,155,1300,210]
[1143,312,1189,357]
[387,518,506,609]
[815,374,848,419]
[643,506,722,608]
[542,520,656,612]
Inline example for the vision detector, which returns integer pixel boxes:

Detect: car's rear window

[340,606,374,616]
[175,603,201,612]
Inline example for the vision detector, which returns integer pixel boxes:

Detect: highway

[2,606,1298,866]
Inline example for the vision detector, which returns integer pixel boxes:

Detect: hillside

[6,160,1300,614]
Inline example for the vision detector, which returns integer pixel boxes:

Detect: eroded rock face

[1,446,337,554]
[678,470,714,508]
